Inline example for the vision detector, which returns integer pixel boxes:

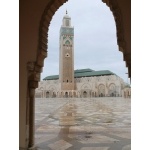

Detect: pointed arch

[98,84,105,97]
[24,0,131,149]
[81,83,91,90]
[109,83,116,96]
[65,40,70,45]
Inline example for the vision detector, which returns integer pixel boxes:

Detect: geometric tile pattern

[48,140,72,150]
[35,97,131,150]
[68,134,119,144]
[122,144,131,150]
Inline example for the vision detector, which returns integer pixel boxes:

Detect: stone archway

[26,0,130,149]
[81,83,91,98]
[48,86,56,98]
[52,91,56,97]
[83,91,87,98]
[65,92,68,98]
[98,84,105,97]
[46,91,50,98]
[109,83,116,97]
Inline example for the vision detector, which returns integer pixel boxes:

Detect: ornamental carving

[27,61,35,71]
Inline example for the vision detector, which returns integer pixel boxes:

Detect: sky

[41,0,129,83]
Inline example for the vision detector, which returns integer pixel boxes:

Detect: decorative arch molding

[47,85,56,91]
[65,40,71,45]
[98,84,105,88]
[109,83,116,88]
[98,84,105,97]
[81,83,92,90]
[108,83,117,97]
[39,87,44,91]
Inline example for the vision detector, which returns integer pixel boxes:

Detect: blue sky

[41,0,129,83]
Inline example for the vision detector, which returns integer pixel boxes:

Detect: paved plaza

[35,97,131,150]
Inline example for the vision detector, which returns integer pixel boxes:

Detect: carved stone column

[28,87,35,149]
[27,62,39,150]
[105,82,109,96]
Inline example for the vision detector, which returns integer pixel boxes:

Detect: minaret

[59,11,74,90]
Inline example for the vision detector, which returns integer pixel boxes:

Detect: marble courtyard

[35,97,131,150]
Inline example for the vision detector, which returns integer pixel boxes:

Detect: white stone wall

[35,74,127,98]
[122,87,131,98]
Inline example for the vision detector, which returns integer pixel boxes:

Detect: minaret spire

[59,13,74,91]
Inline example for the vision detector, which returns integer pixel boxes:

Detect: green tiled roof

[43,75,59,80]
[43,69,115,80]
[60,27,74,36]
[74,68,94,73]
[75,70,115,78]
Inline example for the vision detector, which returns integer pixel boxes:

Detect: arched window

[65,92,68,98]
[65,40,70,45]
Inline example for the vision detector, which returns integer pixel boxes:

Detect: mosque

[35,12,131,98]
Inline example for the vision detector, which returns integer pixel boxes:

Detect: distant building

[122,84,131,98]
[35,12,130,98]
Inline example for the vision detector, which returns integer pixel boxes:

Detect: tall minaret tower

[59,11,74,90]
